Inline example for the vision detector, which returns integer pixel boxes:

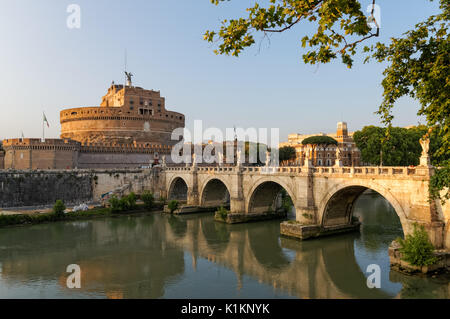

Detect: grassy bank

[0,203,164,228]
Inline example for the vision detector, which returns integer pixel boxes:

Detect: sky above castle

[0,0,440,142]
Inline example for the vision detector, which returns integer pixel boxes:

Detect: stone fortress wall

[2,138,81,170]
[0,168,159,208]
[1,138,174,170]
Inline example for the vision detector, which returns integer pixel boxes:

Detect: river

[0,191,448,299]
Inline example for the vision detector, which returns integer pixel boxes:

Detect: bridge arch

[318,181,409,233]
[167,176,189,202]
[247,178,296,215]
[199,177,231,208]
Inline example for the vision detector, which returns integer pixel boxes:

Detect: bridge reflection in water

[0,193,448,299]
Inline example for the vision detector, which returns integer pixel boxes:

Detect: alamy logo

[366,264,381,289]
[67,4,81,29]
[66,264,81,289]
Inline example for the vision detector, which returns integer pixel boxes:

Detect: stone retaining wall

[0,168,159,208]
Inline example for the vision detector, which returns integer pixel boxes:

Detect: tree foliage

[53,200,66,218]
[205,0,376,68]
[397,223,438,267]
[141,191,155,209]
[301,135,338,145]
[279,146,297,162]
[168,200,180,214]
[353,125,442,166]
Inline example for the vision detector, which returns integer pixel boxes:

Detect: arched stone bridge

[160,165,450,250]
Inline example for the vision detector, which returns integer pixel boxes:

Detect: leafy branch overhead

[205,0,450,203]
[205,0,380,68]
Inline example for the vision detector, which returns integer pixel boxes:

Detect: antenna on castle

[124,49,127,89]
[123,49,133,87]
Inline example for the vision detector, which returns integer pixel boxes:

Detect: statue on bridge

[420,137,430,157]
[236,149,243,167]
[192,153,197,167]
[419,136,431,167]
[265,150,271,167]
[335,147,343,167]
[336,147,342,160]
[218,152,224,167]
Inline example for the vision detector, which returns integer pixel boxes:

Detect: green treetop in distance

[302,136,338,146]
[279,146,297,162]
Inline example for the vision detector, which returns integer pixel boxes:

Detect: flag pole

[42,111,45,142]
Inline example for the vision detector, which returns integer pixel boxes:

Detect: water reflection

[0,193,448,299]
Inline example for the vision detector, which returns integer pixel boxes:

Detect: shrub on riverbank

[398,223,438,266]
[141,191,155,209]
[215,206,229,221]
[167,200,179,214]
[0,207,111,227]
[53,200,66,218]
[109,192,140,214]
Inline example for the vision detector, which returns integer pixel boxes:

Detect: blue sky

[0,0,440,142]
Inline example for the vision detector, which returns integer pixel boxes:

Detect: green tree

[302,135,338,146]
[205,0,449,202]
[279,146,297,163]
[354,125,443,166]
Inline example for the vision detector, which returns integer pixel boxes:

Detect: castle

[1,80,185,169]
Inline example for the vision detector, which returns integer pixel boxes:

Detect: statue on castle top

[125,71,133,86]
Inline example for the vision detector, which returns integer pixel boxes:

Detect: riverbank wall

[0,168,162,208]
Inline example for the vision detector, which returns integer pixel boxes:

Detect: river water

[0,192,448,299]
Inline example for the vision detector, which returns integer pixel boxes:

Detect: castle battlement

[3,138,81,150]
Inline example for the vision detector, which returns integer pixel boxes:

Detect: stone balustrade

[164,165,427,177]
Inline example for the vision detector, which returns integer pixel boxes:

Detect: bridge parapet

[165,165,429,178]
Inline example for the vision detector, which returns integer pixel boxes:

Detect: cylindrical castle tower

[60,84,185,145]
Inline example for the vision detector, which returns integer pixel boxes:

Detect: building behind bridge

[1,81,184,170]
[279,122,361,166]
